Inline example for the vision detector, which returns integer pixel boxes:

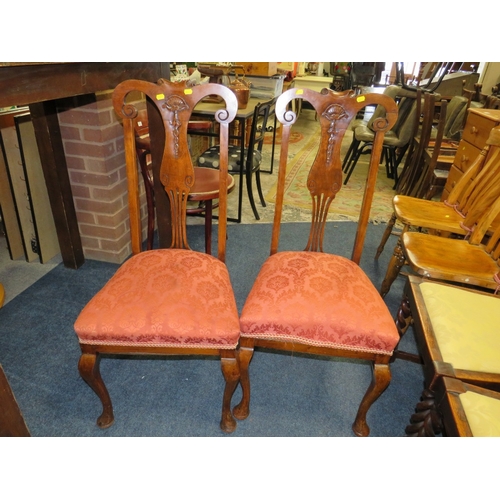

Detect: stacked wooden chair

[378,126,500,297]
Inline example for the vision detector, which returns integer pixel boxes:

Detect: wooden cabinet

[441,108,500,200]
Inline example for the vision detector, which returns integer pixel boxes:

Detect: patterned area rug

[264,125,397,224]
[263,130,304,145]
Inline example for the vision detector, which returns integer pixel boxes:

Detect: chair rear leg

[245,169,261,220]
[232,339,255,421]
[219,350,240,433]
[78,350,114,429]
[255,169,266,207]
[380,237,407,297]
[204,200,213,255]
[375,212,397,259]
[352,362,391,437]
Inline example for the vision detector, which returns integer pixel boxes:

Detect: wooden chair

[342,85,417,184]
[197,97,276,220]
[234,87,399,437]
[133,110,235,253]
[395,275,500,436]
[392,91,443,198]
[378,126,500,297]
[374,92,446,262]
[428,377,500,437]
[73,80,241,433]
[401,210,500,293]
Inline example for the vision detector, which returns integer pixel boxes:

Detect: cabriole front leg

[78,348,114,429]
[232,338,255,421]
[220,350,240,433]
[352,362,391,437]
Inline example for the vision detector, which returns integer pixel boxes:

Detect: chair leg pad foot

[220,416,237,434]
[352,421,369,437]
[97,413,115,429]
[232,403,249,421]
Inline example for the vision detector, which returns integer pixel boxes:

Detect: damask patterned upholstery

[240,252,399,355]
[75,249,240,349]
[459,389,500,436]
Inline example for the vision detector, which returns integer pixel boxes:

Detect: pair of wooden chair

[73,80,399,435]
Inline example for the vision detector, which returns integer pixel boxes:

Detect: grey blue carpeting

[0,221,424,436]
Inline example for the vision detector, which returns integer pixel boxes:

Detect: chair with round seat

[197,97,276,220]
[134,109,235,253]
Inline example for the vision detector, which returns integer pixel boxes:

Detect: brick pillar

[58,91,147,264]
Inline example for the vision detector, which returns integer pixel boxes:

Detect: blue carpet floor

[0,221,424,437]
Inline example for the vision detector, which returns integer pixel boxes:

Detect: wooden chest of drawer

[462,108,500,150]
[454,140,482,173]
[441,108,500,199]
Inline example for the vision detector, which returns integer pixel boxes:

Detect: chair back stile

[273,88,398,263]
[113,79,237,262]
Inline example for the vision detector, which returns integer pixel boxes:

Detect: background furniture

[197,98,276,220]
[379,126,500,297]
[428,377,500,437]
[234,87,400,437]
[0,363,30,436]
[0,63,170,269]
[342,85,418,184]
[190,97,274,223]
[74,80,241,433]
[0,112,60,264]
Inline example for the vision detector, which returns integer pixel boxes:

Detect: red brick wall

[58,91,148,264]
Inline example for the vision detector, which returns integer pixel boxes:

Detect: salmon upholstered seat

[240,251,398,354]
[73,79,241,433]
[75,249,239,348]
